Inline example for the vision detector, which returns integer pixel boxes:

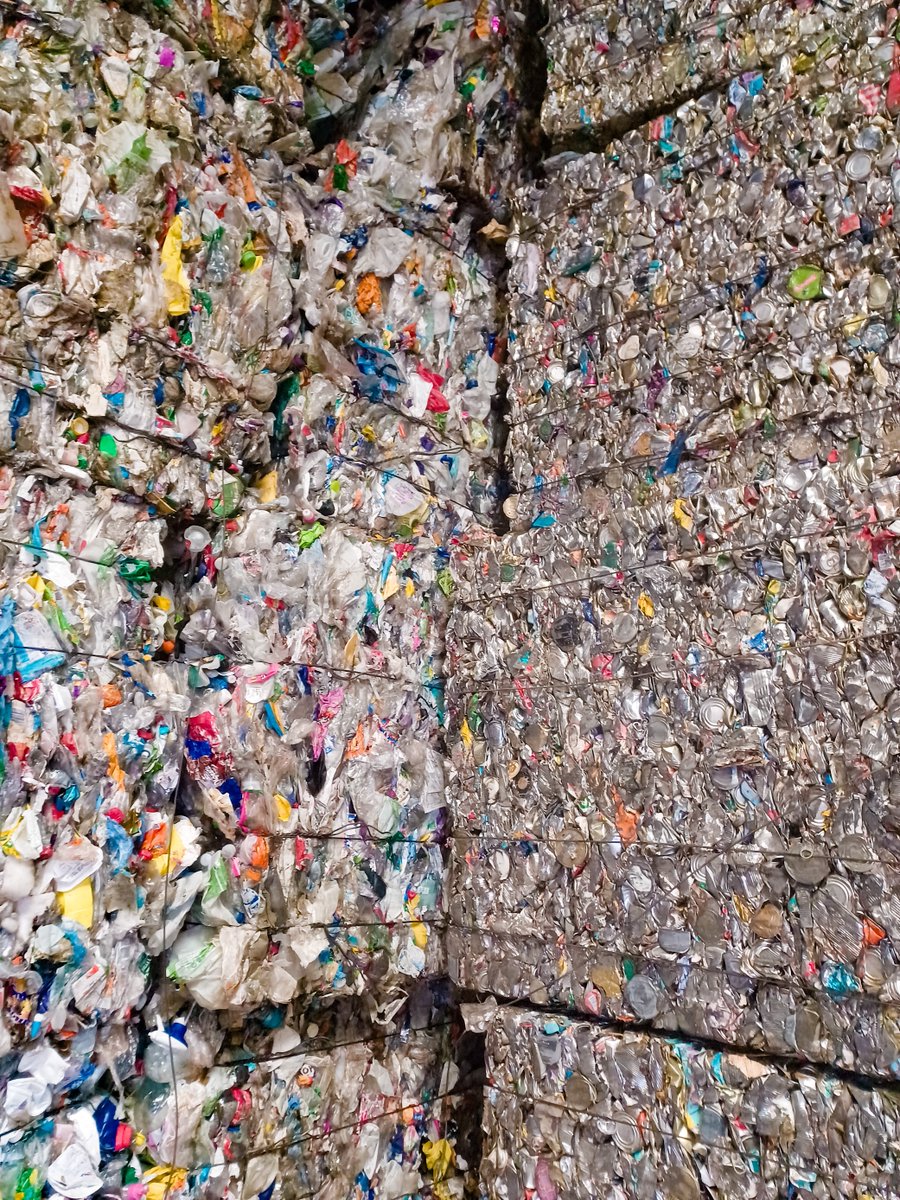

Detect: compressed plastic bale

[0,983,466,1200]
[0,2,312,486]
[266,123,506,524]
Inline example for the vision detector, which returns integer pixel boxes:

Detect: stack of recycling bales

[447,0,900,1105]
[481,1006,900,1200]
[0,0,519,1196]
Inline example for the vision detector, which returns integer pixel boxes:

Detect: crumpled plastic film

[151,0,520,1011]
[259,10,512,526]
[541,0,871,144]
[482,1005,900,1200]
[354,0,523,217]
[121,0,422,146]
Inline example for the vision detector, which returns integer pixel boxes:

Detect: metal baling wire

[14,608,896,714]
[0,366,236,477]
[459,498,900,583]
[0,505,401,593]
[506,354,900,438]
[472,366,900,518]
[177,917,450,936]
[169,569,891,693]
[0,1014,466,1149]
[512,67,881,266]
[0,414,466,535]
[478,801,880,1009]
[500,394,900,507]
[543,0,811,46]
[0,535,161,570]
[473,361,900,512]
[0,435,475,568]
[185,1082,482,1191]
[491,399,900,537]
[450,746,869,852]
[6,640,440,684]
[266,357,900,547]
[10,504,895,677]
[469,972,900,1086]
[180,816,894,981]
[479,1076,900,1150]
[219,976,579,1164]
[221,1018,460,1069]
[448,827,900,870]
[456,618,900,693]
[0,789,870,868]
[0,338,250,464]
[478,990,900,1093]
[480,992,900,1103]
[158,820,900,873]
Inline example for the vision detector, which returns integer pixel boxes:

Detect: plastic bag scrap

[0,0,293,498]
[482,1005,900,1200]
[0,0,510,520]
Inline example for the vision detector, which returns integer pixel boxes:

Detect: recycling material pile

[0,0,519,1194]
[482,1006,900,1200]
[0,982,468,1200]
[447,1,900,1078]
[9,0,900,1195]
[540,0,865,144]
